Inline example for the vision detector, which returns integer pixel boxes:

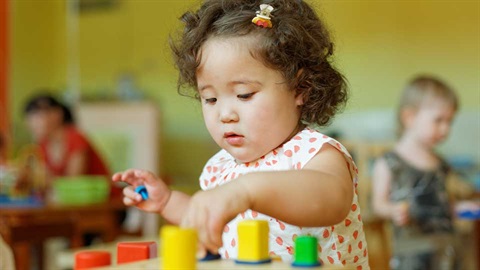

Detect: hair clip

[252,4,274,28]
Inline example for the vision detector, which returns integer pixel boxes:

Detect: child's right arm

[371,158,410,226]
[112,169,191,225]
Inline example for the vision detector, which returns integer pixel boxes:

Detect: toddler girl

[114,0,369,268]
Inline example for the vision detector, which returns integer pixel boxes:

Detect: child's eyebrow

[199,80,263,92]
[228,80,263,87]
[198,84,212,92]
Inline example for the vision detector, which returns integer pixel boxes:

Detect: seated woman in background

[23,93,124,245]
[24,94,109,179]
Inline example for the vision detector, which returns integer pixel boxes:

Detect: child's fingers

[133,170,159,185]
[123,196,139,206]
[121,169,142,184]
[199,232,220,254]
[124,186,143,202]
[122,186,142,206]
[111,172,122,182]
[204,233,222,254]
[113,169,148,186]
[181,209,216,253]
[197,216,218,253]
[196,245,207,259]
[111,169,139,185]
[115,169,157,185]
[393,209,410,226]
[208,221,224,250]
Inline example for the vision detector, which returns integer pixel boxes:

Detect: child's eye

[204,98,217,104]
[237,93,255,100]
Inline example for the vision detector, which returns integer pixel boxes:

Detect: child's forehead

[197,35,269,72]
[201,35,259,54]
[421,92,456,106]
[417,95,457,113]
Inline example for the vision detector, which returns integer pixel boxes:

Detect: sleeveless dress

[199,127,369,269]
[383,151,458,270]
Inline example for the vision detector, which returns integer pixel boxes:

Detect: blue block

[199,251,221,261]
[135,185,149,200]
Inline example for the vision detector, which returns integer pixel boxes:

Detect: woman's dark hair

[170,0,348,126]
[24,94,75,124]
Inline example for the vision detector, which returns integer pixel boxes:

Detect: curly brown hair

[171,0,348,126]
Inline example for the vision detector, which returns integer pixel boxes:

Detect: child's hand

[180,181,251,253]
[391,201,410,226]
[112,169,171,214]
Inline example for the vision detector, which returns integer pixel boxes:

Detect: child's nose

[219,105,239,123]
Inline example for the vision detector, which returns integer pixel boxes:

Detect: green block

[292,236,321,267]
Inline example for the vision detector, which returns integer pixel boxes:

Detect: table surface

[97,258,352,270]
[0,198,125,270]
[0,197,125,212]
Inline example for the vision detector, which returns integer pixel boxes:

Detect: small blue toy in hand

[135,185,149,200]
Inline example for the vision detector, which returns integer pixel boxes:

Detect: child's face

[406,97,456,147]
[197,37,303,163]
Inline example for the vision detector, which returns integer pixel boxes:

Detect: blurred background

[0,0,479,269]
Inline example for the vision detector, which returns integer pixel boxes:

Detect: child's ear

[401,107,417,128]
[295,69,305,106]
[295,93,304,106]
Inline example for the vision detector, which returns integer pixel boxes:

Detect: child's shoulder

[284,127,353,159]
[280,127,357,175]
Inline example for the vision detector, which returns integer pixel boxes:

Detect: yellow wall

[10,0,480,184]
[10,0,67,145]
[319,1,480,109]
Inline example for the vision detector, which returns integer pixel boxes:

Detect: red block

[117,241,157,264]
[75,251,111,269]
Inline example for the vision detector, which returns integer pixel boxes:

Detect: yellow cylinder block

[160,225,197,269]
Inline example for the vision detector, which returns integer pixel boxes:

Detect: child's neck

[395,134,440,171]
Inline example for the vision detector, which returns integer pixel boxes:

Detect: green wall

[9,0,480,185]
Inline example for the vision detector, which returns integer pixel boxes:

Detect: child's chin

[229,152,261,164]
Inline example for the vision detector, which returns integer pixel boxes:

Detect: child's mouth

[224,133,244,146]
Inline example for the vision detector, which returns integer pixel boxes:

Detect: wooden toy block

[117,241,157,264]
[74,250,111,269]
[236,220,271,264]
[292,235,321,267]
[160,225,197,269]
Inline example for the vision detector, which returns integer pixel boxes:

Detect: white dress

[199,127,370,269]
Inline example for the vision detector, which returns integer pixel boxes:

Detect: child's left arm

[181,144,353,252]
